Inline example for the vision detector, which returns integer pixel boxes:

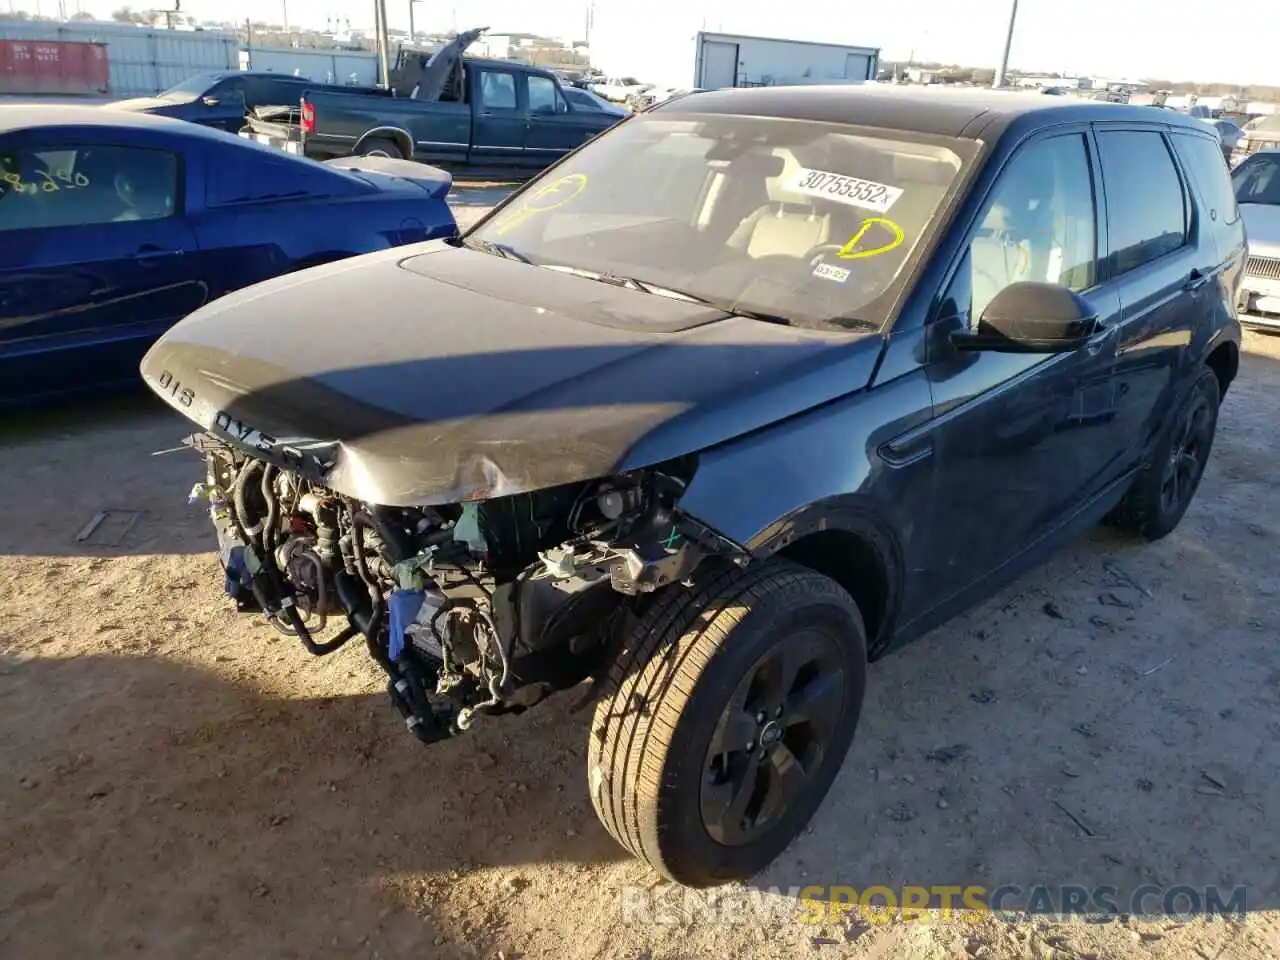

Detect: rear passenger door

[920,129,1126,603]
[1170,131,1247,326]
[472,67,525,164]
[1093,126,1209,461]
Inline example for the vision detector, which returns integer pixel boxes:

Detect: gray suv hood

[140,243,881,506]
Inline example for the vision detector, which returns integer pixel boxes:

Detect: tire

[358,137,404,159]
[1108,366,1221,541]
[588,559,867,887]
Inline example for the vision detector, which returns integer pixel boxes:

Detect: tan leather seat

[727,148,831,258]
[740,204,831,258]
[970,204,1033,320]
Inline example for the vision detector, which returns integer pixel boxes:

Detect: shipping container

[0,19,235,97]
[239,45,379,87]
[589,9,879,91]
[0,38,109,95]
[693,32,879,90]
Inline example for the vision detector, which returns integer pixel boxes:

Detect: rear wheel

[1109,366,1220,540]
[588,559,867,887]
[358,137,405,159]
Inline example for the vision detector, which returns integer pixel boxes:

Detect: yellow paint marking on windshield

[836,217,905,261]
[492,173,588,235]
[2,169,90,196]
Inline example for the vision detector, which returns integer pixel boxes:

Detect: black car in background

[142,86,1243,887]
[106,71,349,134]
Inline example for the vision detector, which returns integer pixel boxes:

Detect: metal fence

[0,19,236,97]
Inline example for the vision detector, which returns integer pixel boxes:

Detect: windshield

[564,88,617,112]
[1245,115,1280,133]
[1234,154,1280,205]
[160,72,224,98]
[469,114,970,330]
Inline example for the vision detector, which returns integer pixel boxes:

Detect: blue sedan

[0,106,458,408]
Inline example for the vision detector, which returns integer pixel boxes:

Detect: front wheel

[588,560,867,887]
[1108,366,1221,540]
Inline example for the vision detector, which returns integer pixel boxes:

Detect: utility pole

[993,0,1018,89]
[281,0,288,34]
[408,0,421,43]
[374,0,391,90]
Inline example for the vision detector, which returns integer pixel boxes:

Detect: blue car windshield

[469,113,973,331]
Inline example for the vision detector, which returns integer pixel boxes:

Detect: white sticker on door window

[785,168,903,213]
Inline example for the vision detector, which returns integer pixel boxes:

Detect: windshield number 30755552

[788,168,904,213]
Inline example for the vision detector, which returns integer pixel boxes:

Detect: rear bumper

[238,129,303,155]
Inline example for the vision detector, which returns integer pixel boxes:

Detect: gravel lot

[2,195,1279,957]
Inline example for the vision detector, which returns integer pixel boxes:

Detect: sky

[63,0,1280,88]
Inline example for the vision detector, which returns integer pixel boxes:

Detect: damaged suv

[142,86,1242,887]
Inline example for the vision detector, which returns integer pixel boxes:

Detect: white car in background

[1234,149,1280,325]
[590,76,651,103]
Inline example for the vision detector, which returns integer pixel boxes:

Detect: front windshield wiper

[539,264,795,325]
[449,236,533,263]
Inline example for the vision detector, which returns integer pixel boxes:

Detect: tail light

[300,100,316,135]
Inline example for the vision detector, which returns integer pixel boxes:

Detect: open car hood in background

[140,243,881,507]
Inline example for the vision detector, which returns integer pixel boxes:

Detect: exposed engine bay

[187,434,743,744]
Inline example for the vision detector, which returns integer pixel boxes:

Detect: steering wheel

[803,242,853,263]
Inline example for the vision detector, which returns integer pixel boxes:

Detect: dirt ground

[3,319,1280,959]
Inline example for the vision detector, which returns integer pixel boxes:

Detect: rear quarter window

[206,146,364,206]
[1172,132,1241,227]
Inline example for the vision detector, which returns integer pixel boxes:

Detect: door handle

[133,247,184,267]
[1184,269,1211,292]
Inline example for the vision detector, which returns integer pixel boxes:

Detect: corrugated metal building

[240,45,379,86]
[0,18,235,96]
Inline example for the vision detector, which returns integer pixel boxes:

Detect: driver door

[0,138,203,404]
[917,129,1127,605]
[523,74,591,160]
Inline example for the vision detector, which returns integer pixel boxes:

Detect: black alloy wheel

[589,559,868,887]
[1159,384,1214,517]
[701,630,846,846]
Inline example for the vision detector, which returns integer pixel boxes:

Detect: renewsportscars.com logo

[618,884,1249,926]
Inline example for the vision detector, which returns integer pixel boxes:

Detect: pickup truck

[252,55,623,171]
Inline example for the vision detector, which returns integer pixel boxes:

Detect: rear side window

[206,147,358,205]
[0,143,179,231]
[479,71,517,110]
[1096,130,1189,275]
[1172,132,1241,226]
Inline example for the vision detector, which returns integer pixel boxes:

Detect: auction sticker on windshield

[786,168,903,213]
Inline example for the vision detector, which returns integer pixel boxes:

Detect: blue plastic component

[223,545,248,597]
[387,589,426,661]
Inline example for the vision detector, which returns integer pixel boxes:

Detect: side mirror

[201,96,220,107]
[951,281,1098,353]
